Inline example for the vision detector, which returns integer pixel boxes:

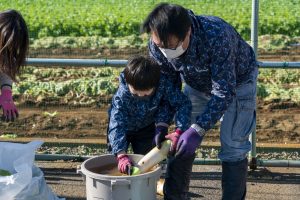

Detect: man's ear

[188,27,192,36]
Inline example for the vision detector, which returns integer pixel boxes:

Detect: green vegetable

[130,166,140,176]
[0,134,17,139]
[0,169,12,176]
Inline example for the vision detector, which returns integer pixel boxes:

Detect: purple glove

[175,127,203,159]
[117,154,133,174]
[0,89,18,122]
[165,129,183,156]
[153,126,168,149]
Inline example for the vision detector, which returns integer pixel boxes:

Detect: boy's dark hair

[142,3,191,48]
[124,55,160,91]
[0,10,29,82]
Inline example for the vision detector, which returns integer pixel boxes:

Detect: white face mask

[158,42,186,59]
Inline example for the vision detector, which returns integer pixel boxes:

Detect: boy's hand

[0,89,18,122]
[154,125,168,149]
[117,154,133,174]
[165,129,183,156]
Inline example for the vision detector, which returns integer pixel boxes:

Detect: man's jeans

[184,69,258,162]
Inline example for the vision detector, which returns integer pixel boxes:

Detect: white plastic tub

[78,154,161,200]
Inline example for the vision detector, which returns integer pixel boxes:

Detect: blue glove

[153,126,168,149]
[176,127,203,158]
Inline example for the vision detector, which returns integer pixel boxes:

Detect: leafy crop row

[1,0,299,40]
[10,67,300,107]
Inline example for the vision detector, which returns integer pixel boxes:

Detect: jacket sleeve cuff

[191,124,206,137]
[1,84,12,90]
[155,122,169,128]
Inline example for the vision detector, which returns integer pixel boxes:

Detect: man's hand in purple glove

[117,154,133,174]
[165,129,183,156]
[153,125,168,149]
[0,88,18,122]
[175,127,204,159]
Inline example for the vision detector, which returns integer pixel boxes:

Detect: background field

[1,0,299,39]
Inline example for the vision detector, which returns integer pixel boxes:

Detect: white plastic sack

[15,165,64,200]
[0,140,64,200]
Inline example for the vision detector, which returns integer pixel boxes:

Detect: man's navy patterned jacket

[148,10,258,132]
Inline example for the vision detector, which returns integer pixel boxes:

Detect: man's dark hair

[124,55,160,91]
[0,10,29,82]
[142,3,191,48]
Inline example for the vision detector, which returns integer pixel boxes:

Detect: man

[143,3,258,200]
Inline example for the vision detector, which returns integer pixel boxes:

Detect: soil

[29,47,148,59]
[0,99,299,144]
[29,46,300,61]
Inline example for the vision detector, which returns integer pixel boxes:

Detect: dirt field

[0,99,299,145]
[29,46,300,61]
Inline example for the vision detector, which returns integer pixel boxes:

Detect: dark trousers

[126,123,156,155]
[222,158,248,200]
[164,154,195,200]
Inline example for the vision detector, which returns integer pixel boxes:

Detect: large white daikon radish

[131,140,171,175]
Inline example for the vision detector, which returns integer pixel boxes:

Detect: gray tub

[78,154,162,200]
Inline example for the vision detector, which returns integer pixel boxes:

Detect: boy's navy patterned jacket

[148,10,258,132]
[108,72,191,154]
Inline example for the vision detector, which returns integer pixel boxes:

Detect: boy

[107,56,193,185]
